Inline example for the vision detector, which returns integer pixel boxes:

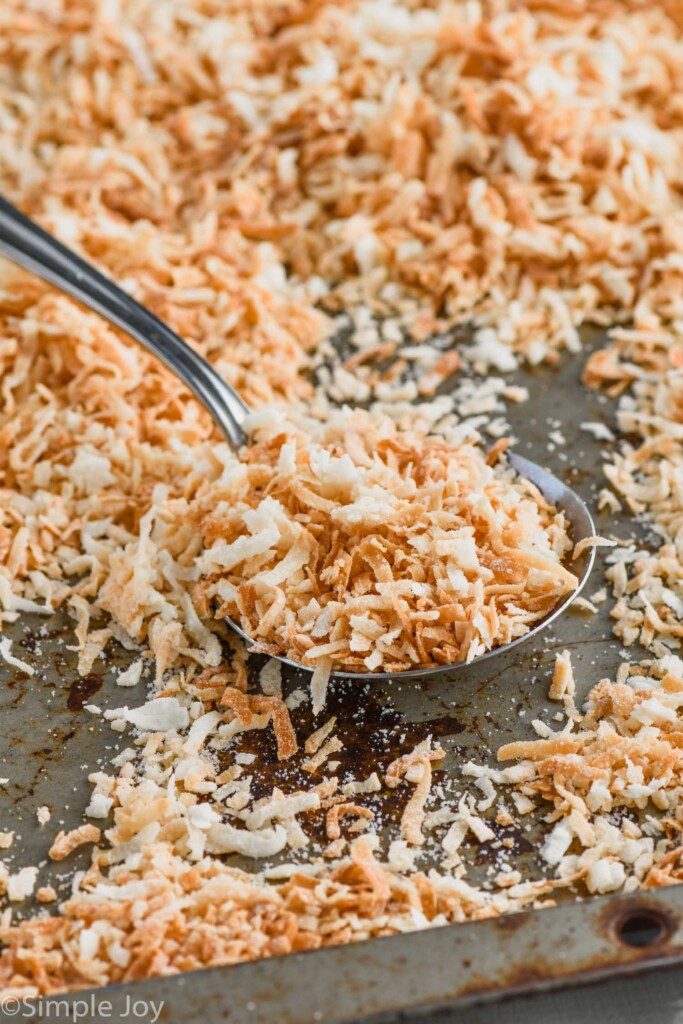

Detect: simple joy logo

[0,994,164,1022]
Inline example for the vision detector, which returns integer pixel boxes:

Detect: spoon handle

[0,194,248,447]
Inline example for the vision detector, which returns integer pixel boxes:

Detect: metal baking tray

[3,329,683,1023]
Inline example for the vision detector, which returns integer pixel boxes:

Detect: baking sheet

[2,328,675,1022]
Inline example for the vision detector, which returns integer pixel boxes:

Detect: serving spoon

[0,195,596,681]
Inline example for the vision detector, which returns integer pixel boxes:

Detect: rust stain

[455,947,680,1003]
[454,898,683,1005]
[563,465,592,486]
[492,910,528,932]
[66,673,103,711]
[218,677,466,845]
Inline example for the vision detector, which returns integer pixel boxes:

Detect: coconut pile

[190,408,576,679]
[0,838,550,998]
[4,0,683,1001]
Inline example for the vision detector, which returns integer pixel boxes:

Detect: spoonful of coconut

[0,195,596,686]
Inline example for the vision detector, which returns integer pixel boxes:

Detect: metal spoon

[0,195,596,681]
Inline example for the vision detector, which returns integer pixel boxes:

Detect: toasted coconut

[5,0,683,1000]
[197,409,576,676]
[48,826,101,862]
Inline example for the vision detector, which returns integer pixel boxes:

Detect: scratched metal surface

[2,330,677,1023]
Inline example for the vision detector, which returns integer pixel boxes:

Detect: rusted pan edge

[5,885,683,1024]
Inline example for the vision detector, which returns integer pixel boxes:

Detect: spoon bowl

[0,195,596,683]
[224,450,596,681]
